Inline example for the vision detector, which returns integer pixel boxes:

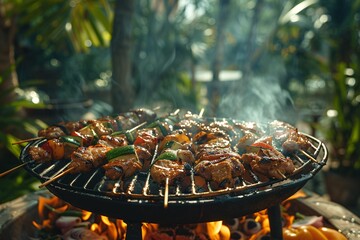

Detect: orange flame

[34,191,309,240]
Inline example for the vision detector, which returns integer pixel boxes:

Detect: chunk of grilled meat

[68,145,112,174]
[235,132,259,154]
[150,159,188,186]
[38,126,66,139]
[102,154,142,180]
[240,148,295,180]
[281,129,310,153]
[29,146,52,163]
[194,156,245,190]
[97,135,129,148]
[269,120,310,154]
[195,148,240,165]
[173,117,202,135]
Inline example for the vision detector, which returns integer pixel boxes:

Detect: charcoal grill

[20,124,327,239]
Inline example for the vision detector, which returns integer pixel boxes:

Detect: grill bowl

[21,126,327,224]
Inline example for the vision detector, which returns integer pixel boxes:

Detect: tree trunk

[209,0,231,116]
[0,2,18,105]
[111,0,136,113]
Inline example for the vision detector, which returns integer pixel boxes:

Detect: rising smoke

[216,76,297,124]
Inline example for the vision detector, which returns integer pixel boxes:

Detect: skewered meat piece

[241,147,295,179]
[29,146,52,163]
[84,120,117,136]
[194,156,245,190]
[269,120,310,153]
[69,145,113,174]
[177,149,196,165]
[57,120,88,134]
[135,146,153,170]
[208,120,239,142]
[103,152,142,180]
[150,159,187,186]
[97,135,129,148]
[38,126,66,139]
[235,132,259,154]
[195,147,238,164]
[173,112,204,135]
[281,129,310,153]
[193,129,230,145]
[134,129,158,154]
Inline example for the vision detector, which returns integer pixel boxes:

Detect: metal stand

[125,222,142,240]
[268,204,283,240]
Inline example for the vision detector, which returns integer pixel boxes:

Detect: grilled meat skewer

[36,108,157,140]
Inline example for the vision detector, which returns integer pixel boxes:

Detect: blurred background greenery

[0,0,359,211]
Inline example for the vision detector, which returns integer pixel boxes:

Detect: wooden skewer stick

[128,121,148,133]
[171,109,180,116]
[276,170,287,179]
[164,177,169,208]
[198,108,205,118]
[299,149,318,163]
[12,136,44,145]
[0,162,30,178]
[38,167,75,188]
[152,106,161,111]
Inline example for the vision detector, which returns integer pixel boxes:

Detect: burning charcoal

[223,218,240,231]
[62,227,107,240]
[243,218,261,235]
[230,230,246,240]
[55,216,82,234]
[175,225,196,239]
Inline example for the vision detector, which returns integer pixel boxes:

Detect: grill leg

[268,204,283,240]
[125,222,142,240]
